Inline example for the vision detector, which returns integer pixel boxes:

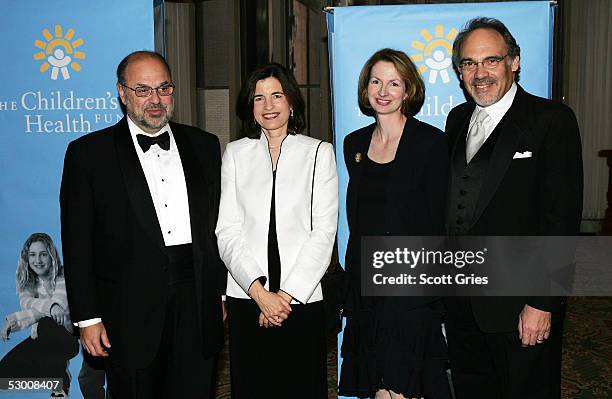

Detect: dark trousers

[105,280,216,399]
[79,350,111,399]
[444,297,562,399]
[227,298,327,399]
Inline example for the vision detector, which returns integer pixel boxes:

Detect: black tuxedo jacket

[343,117,448,311]
[60,117,225,367]
[445,85,583,332]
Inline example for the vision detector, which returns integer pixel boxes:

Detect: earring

[290,108,294,118]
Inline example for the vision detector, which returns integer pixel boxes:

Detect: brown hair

[236,63,306,138]
[357,48,425,118]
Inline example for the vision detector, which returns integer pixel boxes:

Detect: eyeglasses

[120,83,175,97]
[458,54,510,72]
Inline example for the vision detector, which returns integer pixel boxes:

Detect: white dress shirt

[76,116,192,328]
[467,82,518,143]
[127,117,192,246]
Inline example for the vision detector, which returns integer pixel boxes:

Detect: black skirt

[339,291,452,399]
[227,297,327,399]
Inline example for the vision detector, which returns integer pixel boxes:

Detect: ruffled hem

[339,298,451,398]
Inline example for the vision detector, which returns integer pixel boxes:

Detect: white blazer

[216,133,338,304]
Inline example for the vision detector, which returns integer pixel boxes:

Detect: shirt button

[460,189,467,196]
[164,204,168,208]
[457,204,466,210]
[167,231,171,234]
[456,219,464,225]
[162,179,165,182]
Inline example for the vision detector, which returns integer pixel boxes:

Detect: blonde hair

[16,233,63,294]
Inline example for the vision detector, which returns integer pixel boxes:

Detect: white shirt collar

[475,82,517,125]
[126,116,175,154]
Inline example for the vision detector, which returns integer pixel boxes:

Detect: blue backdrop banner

[0,1,154,397]
[326,2,554,398]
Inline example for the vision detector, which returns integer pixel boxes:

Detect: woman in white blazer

[215,63,338,399]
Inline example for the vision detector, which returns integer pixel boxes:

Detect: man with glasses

[444,18,582,399]
[60,51,225,398]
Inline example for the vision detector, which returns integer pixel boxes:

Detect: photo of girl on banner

[0,233,79,397]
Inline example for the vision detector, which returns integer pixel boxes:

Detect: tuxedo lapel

[172,125,212,325]
[113,118,165,249]
[471,89,526,225]
[172,125,212,253]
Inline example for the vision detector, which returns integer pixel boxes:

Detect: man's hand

[80,322,111,357]
[518,304,551,346]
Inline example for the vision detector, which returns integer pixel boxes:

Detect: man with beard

[60,51,225,398]
[444,18,582,399]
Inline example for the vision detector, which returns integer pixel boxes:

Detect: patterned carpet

[215,297,612,399]
[562,297,612,398]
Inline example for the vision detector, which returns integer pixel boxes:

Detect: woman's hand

[50,303,67,327]
[258,312,272,328]
[257,291,294,328]
[257,293,293,328]
[277,290,293,304]
[249,281,291,327]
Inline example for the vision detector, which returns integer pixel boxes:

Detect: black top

[357,155,394,236]
[267,171,281,292]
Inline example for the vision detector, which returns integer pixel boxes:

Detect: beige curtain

[563,0,612,226]
[161,1,237,150]
[164,2,197,127]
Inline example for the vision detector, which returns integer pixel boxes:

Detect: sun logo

[410,24,458,85]
[33,24,86,80]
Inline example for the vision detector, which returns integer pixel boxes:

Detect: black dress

[339,155,451,398]
[227,171,327,399]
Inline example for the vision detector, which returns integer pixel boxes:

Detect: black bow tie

[137,132,170,152]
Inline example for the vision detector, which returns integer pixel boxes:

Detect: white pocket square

[513,151,532,159]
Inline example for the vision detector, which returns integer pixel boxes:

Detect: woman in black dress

[338,48,452,398]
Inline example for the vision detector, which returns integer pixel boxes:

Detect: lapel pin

[355,152,362,163]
